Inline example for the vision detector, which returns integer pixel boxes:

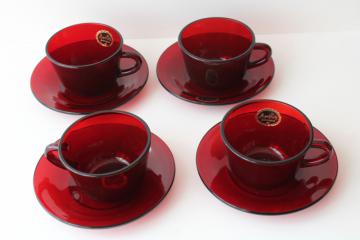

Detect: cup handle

[44,141,66,169]
[301,140,333,168]
[247,43,272,69]
[117,51,142,77]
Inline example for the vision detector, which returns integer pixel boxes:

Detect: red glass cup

[45,111,151,207]
[178,17,272,89]
[46,23,142,97]
[220,100,333,195]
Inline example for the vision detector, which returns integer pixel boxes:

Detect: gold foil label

[256,108,281,126]
[96,30,113,47]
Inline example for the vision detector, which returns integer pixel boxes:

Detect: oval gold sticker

[256,108,281,126]
[96,30,113,47]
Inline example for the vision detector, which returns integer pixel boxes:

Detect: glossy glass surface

[221,100,332,194]
[45,111,151,208]
[178,18,272,89]
[156,42,274,105]
[222,101,312,161]
[47,23,122,66]
[46,23,142,96]
[196,123,338,214]
[31,45,148,114]
[34,133,175,228]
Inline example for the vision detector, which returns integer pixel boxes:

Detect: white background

[1,0,360,239]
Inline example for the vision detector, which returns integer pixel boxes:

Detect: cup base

[196,122,338,214]
[31,45,148,114]
[156,42,274,105]
[229,173,298,197]
[34,133,175,228]
[59,86,119,107]
[68,184,141,210]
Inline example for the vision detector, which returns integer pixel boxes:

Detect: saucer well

[33,133,175,228]
[31,45,149,114]
[156,43,274,105]
[196,123,338,214]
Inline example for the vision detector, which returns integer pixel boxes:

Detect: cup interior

[46,23,122,66]
[179,18,254,60]
[60,112,150,175]
[222,101,312,163]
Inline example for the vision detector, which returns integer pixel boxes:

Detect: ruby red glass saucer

[196,123,338,214]
[34,133,175,228]
[156,43,274,105]
[31,45,148,114]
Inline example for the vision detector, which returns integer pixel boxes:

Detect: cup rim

[57,110,152,178]
[220,99,314,166]
[178,17,256,63]
[45,22,124,69]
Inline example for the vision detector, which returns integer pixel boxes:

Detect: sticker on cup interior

[96,30,113,47]
[256,108,281,126]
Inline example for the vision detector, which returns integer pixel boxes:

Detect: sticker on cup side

[256,108,281,126]
[96,30,113,47]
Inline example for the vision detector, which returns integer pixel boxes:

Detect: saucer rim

[33,133,176,228]
[196,122,338,215]
[31,44,149,115]
[156,42,275,106]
